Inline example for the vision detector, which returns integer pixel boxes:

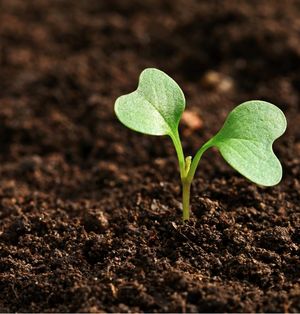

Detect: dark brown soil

[0,0,300,312]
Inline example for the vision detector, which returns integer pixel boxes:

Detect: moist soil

[0,0,300,312]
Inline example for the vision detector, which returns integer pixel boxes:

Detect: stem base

[182,180,191,221]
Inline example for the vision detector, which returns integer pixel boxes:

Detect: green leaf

[114,68,185,136]
[211,100,287,186]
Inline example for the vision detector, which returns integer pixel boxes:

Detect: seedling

[114,68,287,220]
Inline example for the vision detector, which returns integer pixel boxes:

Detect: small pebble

[181,110,203,131]
[201,70,234,92]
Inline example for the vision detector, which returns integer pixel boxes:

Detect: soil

[0,0,300,312]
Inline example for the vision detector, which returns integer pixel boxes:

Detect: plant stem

[187,139,213,183]
[182,179,191,220]
[181,140,214,221]
[170,130,185,179]
[170,132,214,221]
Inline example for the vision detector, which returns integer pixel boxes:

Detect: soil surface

[0,0,300,312]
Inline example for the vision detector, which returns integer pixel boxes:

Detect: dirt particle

[201,70,234,92]
[181,110,203,131]
[83,211,109,233]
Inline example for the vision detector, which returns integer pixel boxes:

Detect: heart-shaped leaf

[114,68,185,137]
[210,100,287,186]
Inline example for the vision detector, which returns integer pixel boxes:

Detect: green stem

[170,132,214,221]
[182,179,191,220]
[187,139,213,183]
[170,130,185,178]
[182,139,213,221]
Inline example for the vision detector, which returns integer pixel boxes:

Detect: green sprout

[114,68,287,220]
